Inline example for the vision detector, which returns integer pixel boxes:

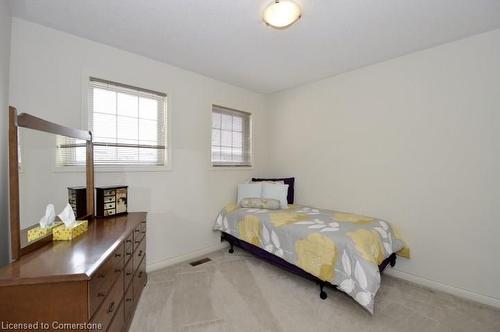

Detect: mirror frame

[8,106,95,261]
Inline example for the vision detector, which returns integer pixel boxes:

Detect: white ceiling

[10,0,500,94]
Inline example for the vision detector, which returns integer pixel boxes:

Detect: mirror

[8,107,94,260]
[18,128,87,248]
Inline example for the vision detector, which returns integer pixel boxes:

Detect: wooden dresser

[0,212,147,332]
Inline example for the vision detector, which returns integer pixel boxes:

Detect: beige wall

[8,18,269,269]
[266,29,500,306]
[0,0,12,266]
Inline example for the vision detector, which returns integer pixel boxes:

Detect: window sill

[53,165,172,173]
[209,165,254,171]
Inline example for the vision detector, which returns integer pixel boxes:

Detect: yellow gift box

[27,222,63,242]
[52,220,89,241]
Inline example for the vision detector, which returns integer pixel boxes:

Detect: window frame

[210,104,253,169]
[56,76,171,173]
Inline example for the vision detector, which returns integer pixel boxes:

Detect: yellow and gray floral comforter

[213,204,409,313]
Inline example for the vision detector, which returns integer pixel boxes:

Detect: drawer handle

[138,250,143,257]
[126,239,132,243]
[135,240,140,244]
[126,252,132,256]
[135,229,140,233]
[115,268,122,273]
[108,301,115,313]
[126,298,133,302]
[126,272,132,276]
[115,253,122,258]
[98,292,105,297]
[98,273,105,279]
[138,271,143,278]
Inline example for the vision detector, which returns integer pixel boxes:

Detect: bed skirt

[220,231,396,291]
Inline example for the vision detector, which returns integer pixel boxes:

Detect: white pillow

[237,183,263,204]
[252,180,285,185]
[262,183,288,209]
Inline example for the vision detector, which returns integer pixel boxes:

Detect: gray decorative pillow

[239,198,281,210]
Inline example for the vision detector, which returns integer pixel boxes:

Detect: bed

[213,203,409,313]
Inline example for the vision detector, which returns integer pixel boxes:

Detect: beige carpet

[130,248,500,332]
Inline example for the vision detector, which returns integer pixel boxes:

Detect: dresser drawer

[124,232,134,264]
[104,208,116,216]
[91,273,124,331]
[107,299,125,332]
[124,281,135,322]
[104,202,116,209]
[133,238,146,273]
[133,222,146,250]
[133,256,147,301]
[111,243,125,271]
[124,253,134,291]
[89,244,124,317]
[104,189,116,196]
[104,196,116,203]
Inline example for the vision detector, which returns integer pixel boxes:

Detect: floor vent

[189,257,212,267]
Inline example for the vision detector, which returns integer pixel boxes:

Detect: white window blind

[211,105,252,167]
[56,136,86,167]
[58,78,167,167]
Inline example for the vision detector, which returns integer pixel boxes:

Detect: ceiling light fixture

[263,0,302,29]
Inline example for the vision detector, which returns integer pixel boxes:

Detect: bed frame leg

[319,282,327,300]
[390,253,397,267]
[221,233,235,254]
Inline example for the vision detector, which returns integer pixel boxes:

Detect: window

[211,105,252,167]
[58,78,167,167]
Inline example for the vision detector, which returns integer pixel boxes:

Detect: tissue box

[27,222,62,242]
[52,220,89,241]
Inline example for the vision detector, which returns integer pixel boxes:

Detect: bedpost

[220,232,235,254]
[390,253,397,267]
[319,282,328,300]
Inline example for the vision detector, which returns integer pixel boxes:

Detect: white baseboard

[386,268,500,309]
[146,242,228,273]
